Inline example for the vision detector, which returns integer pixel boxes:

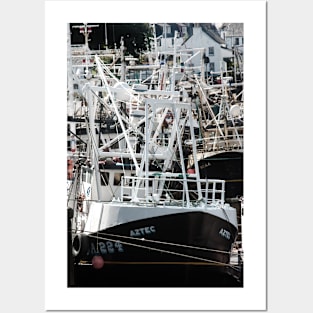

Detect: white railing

[120,175,225,207]
[185,134,243,153]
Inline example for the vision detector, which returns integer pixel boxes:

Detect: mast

[95,55,140,174]
[152,23,158,61]
[72,23,99,78]
[85,83,102,200]
[104,23,108,48]
[144,100,149,199]
[120,36,126,82]
[67,24,76,152]
[171,31,177,92]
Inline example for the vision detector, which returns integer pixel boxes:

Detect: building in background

[153,23,242,79]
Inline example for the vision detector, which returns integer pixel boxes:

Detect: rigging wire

[86,232,235,268]
[71,223,238,267]
[88,231,231,255]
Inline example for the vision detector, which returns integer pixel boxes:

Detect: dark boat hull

[70,211,242,287]
[199,151,243,199]
[73,262,243,287]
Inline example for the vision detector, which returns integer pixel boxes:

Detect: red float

[92,255,104,269]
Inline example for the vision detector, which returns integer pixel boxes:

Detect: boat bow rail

[120,174,225,207]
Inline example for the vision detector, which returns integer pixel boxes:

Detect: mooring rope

[83,232,235,268]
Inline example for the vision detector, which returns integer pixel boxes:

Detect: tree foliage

[70,23,153,57]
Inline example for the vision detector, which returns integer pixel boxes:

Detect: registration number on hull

[219,228,231,240]
[88,240,124,256]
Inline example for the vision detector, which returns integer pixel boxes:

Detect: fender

[72,233,89,260]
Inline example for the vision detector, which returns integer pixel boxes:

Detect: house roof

[154,23,192,38]
[220,23,244,37]
[199,23,225,44]
[180,23,225,46]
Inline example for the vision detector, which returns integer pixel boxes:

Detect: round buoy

[229,104,241,118]
[92,255,105,269]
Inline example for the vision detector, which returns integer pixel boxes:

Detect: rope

[75,231,235,268]
[88,233,232,267]
[91,231,231,255]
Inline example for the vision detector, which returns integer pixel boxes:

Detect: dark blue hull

[72,262,243,287]
[199,151,243,199]
[69,211,242,287]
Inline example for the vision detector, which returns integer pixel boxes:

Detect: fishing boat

[67,27,243,287]
[193,71,244,200]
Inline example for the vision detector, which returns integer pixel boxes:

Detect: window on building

[166,25,171,34]
[235,37,240,45]
[209,62,215,72]
[208,47,214,56]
